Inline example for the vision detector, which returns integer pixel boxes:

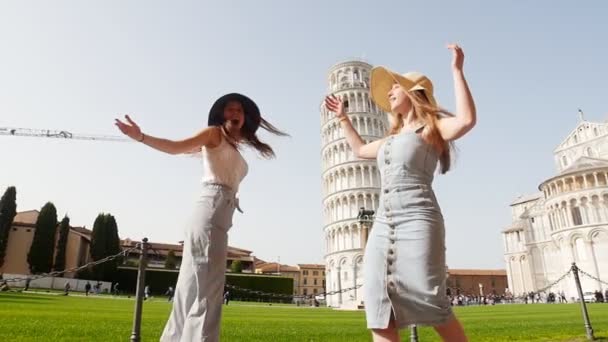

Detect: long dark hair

[239,117,289,159]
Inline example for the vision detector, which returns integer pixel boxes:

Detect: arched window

[571,206,583,226]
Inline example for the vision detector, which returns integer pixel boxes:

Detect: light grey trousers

[160,183,237,342]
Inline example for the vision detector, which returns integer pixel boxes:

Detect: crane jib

[0,127,130,142]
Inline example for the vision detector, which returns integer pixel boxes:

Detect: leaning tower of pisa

[321,61,388,309]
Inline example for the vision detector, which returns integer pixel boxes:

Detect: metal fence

[2,238,606,341]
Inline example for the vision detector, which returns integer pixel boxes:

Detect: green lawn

[1,292,608,341]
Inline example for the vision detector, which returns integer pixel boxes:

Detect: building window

[516,231,521,242]
[303,289,308,295]
[314,279,318,285]
[313,271,318,276]
[304,278,307,285]
[313,288,318,294]
[530,217,535,223]
[562,156,568,167]
[572,207,583,226]
[323,280,326,287]
[303,270,309,276]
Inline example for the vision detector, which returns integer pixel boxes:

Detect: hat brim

[370,66,437,113]
[208,93,261,132]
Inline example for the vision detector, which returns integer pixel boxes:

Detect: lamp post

[357,207,375,248]
[357,208,374,306]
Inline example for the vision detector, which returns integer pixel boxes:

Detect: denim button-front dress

[363,129,453,329]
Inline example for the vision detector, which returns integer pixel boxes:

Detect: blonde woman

[325,44,476,342]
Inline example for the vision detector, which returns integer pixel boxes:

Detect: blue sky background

[1,1,607,268]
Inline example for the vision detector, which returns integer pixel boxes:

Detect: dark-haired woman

[115,93,288,342]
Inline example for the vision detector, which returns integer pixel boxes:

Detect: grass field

[1,292,608,341]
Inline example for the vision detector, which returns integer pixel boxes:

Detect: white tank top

[201,136,248,191]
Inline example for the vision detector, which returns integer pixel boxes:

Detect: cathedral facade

[503,114,608,298]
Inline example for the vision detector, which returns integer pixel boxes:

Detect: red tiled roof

[256,262,300,273]
[448,269,507,276]
[13,210,40,225]
[254,257,268,266]
[297,264,325,269]
[71,226,92,236]
[13,211,93,238]
[14,210,254,260]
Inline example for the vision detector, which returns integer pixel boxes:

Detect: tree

[27,202,58,274]
[90,213,121,281]
[53,215,70,274]
[165,250,177,270]
[0,186,17,268]
[230,260,243,273]
[90,214,107,275]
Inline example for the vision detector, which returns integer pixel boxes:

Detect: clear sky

[1,1,607,268]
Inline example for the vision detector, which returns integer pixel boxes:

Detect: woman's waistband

[201,182,243,213]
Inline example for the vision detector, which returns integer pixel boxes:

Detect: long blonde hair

[388,89,455,174]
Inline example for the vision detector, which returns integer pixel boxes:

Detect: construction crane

[0,126,206,157]
[0,127,130,142]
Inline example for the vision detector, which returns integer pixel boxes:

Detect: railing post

[572,262,595,341]
[410,325,419,342]
[130,238,149,342]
